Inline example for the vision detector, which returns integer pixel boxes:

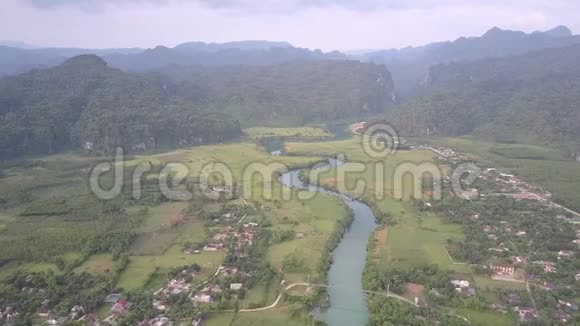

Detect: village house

[558,299,579,311]
[230,283,243,291]
[460,188,479,200]
[557,312,572,323]
[544,261,557,273]
[450,279,475,296]
[203,242,225,251]
[192,293,213,304]
[103,293,122,304]
[70,305,85,320]
[165,278,191,295]
[0,306,17,322]
[47,317,68,325]
[489,246,509,253]
[350,121,366,132]
[153,299,168,311]
[514,307,538,322]
[192,315,203,326]
[219,266,239,276]
[490,264,515,276]
[558,250,574,259]
[137,315,174,326]
[483,225,495,233]
[111,299,132,316]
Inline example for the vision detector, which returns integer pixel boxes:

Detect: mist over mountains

[1,25,580,158]
[358,26,580,96]
[0,40,344,77]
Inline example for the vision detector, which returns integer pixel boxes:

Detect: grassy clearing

[474,276,526,291]
[286,137,373,161]
[264,190,349,284]
[377,202,467,272]
[456,308,514,326]
[0,153,100,208]
[244,273,282,308]
[0,261,60,280]
[489,144,568,160]
[74,254,114,275]
[124,142,321,204]
[244,127,333,140]
[205,308,302,326]
[420,137,580,211]
[137,202,189,233]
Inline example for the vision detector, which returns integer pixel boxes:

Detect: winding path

[239,282,418,312]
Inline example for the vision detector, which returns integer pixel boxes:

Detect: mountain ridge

[360,25,580,96]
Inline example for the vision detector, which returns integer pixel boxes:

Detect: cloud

[3,0,579,51]
[26,0,578,13]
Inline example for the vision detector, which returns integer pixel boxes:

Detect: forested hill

[0,55,242,160]
[105,45,345,72]
[388,44,580,147]
[361,26,580,96]
[0,56,396,159]
[0,41,345,77]
[156,60,395,127]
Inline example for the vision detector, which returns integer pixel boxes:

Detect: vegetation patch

[245,127,333,140]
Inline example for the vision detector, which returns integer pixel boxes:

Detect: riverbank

[275,150,377,325]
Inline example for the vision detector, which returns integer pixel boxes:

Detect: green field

[244,127,333,140]
[420,137,580,211]
[206,308,303,326]
[456,308,514,326]
[74,254,114,275]
[267,191,348,284]
[375,201,468,272]
[473,276,526,291]
[116,245,225,291]
[285,138,467,271]
[0,136,528,324]
[124,142,322,203]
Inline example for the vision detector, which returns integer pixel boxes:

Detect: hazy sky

[1,0,579,51]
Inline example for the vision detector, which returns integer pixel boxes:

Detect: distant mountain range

[0,40,344,77]
[2,26,580,154]
[2,27,579,92]
[359,26,580,96]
